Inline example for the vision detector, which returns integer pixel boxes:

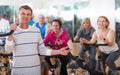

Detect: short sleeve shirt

[77,27,95,40]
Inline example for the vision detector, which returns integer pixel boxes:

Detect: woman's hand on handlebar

[80,38,91,44]
[103,38,109,44]
[80,38,88,44]
[79,38,84,44]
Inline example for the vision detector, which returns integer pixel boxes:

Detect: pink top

[43,29,68,49]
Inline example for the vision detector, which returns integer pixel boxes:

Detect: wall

[90,0,115,30]
[0,0,42,10]
[0,0,45,22]
[0,0,116,29]
[44,0,115,30]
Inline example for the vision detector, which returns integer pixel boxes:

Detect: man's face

[38,15,45,24]
[18,8,32,24]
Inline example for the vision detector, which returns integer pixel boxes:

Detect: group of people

[4,5,120,75]
[5,5,69,75]
[30,9,69,75]
[73,16,120,75]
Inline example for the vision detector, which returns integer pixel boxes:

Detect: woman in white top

[80,16,120,75]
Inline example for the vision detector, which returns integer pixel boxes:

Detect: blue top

[28,20,35,26]
[36,22,47,39]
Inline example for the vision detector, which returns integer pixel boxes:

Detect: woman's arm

[5,24,16,53]
[51,47,69,56]
[104,29,114,46]
[81,31,97,44]
[73,28,82,42]
[73,36,79,41]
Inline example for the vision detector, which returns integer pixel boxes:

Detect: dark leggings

[100,49,120,70]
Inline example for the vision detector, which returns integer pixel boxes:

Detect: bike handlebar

[83,43,108,47]
[45,44,61,48]
[0,30,14,37]
[0,53,13,57]
[71,39,108,47]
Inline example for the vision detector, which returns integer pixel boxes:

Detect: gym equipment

[0,30,14,37]
[68,39,108,75]
[0,30,14,75]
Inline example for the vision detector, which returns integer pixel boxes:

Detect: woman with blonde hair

[80,16,120,75]
[73,17,96,71]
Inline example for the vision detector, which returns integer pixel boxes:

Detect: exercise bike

[67,39,108,75]
[0,30,14,75]
[45,44,79,75]
[45,44,63,75]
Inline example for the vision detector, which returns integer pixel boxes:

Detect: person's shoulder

[90,27,96,32]
[91,27,95,30]
[77,27,82,30]
[77,28,83,32]
[109,28,115,33]
[45,29,53,36]
[34,22,39,26]
[109,28,114,31]
[62,28,67,31]
[29,26,39,31]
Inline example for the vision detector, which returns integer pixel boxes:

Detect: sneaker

[116,67,120,70]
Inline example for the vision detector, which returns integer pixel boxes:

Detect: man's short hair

[19,5,33,15]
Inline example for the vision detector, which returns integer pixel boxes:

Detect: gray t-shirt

[76,27,95,40]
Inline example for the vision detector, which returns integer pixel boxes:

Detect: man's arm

[5,23,17,53]
[5,35,15,53]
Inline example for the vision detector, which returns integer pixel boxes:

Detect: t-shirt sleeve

[76,28,83,38]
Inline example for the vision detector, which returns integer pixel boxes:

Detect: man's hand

[7,23,17,41]
[59,46,70,56]
[10,24,17,31]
